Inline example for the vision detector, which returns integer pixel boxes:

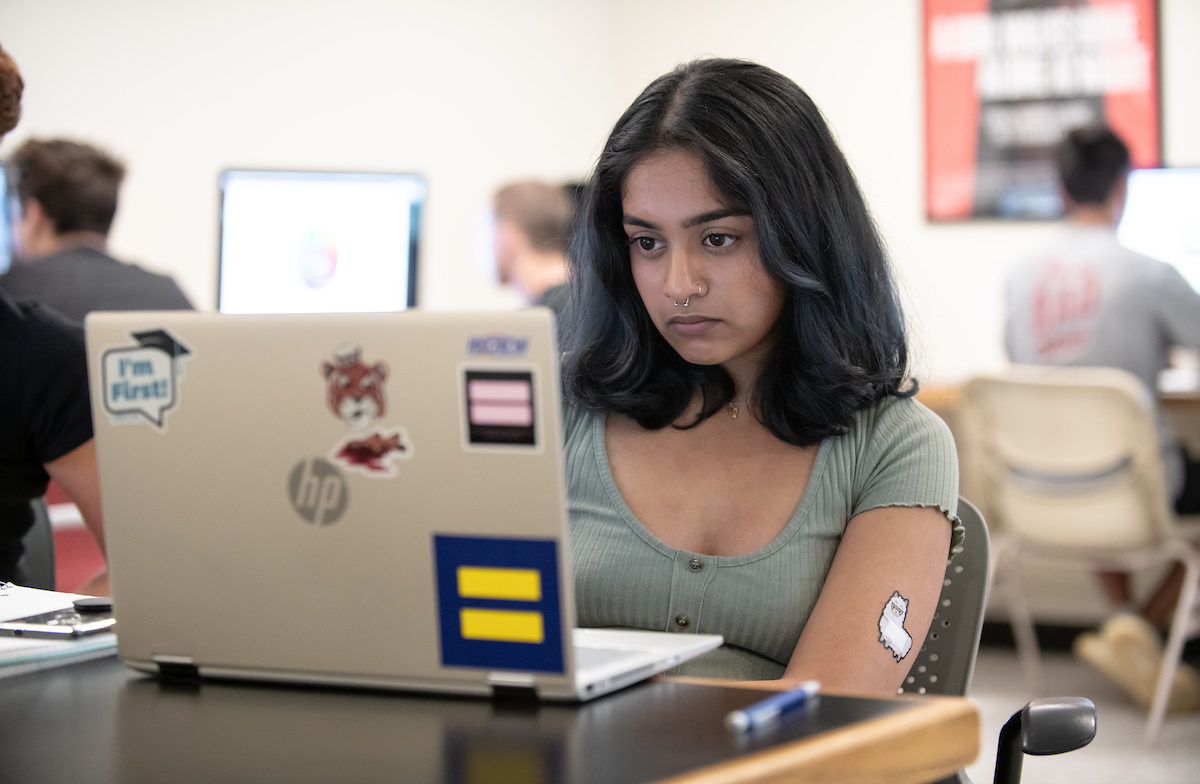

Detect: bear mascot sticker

[322,345,412,476]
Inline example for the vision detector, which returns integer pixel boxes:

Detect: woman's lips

[667,314,719,335]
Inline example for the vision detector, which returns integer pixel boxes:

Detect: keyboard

[573,646,644,671]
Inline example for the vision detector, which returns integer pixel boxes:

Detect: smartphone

[0,607,115,639]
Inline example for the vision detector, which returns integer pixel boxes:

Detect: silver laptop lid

[86,309,578,695]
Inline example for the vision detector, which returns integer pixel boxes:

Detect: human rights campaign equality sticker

[101,329,190,430]
[433,535,564,674]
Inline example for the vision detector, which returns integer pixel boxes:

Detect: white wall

[0,0,622,311]
[2,0,1197,382]
[607,0,1200,383]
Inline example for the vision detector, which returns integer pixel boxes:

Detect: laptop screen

[217,170,425,314]
[1118,168,1200,292]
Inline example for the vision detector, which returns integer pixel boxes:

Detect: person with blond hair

[492,180,572,314]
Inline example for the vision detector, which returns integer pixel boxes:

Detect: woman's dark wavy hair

[561,58,914,447]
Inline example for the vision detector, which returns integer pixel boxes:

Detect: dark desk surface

[0,658,978,784]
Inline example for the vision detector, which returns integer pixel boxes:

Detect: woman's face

[622,149,785,376]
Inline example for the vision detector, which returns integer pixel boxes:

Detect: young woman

[560,59,961,696]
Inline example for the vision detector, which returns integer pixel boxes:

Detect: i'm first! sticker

[101,329,190,430]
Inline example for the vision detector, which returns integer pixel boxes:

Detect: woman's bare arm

[777,506,952,696]
[44,438,109,595]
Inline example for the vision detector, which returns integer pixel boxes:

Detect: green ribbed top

[564,395,962,680]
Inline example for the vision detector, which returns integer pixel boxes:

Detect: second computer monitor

[218,169,425,314]
[1118,168,1200,292]
[0,165,18,275]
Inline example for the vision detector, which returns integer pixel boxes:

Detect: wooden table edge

[655,679,980,784]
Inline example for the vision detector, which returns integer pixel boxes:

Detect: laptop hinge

[152,654,200,681]
[486,671,538,703]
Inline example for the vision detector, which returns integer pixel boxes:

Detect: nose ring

[672,285,703,308]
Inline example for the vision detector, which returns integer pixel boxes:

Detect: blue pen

[724,680,820,733]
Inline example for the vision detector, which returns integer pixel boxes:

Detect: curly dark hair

[561,58,913,447]
[0,45,23,137]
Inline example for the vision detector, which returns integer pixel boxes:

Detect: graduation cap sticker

[101,329,191,429]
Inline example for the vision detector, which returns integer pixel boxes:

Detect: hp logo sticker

[288,458,348,525]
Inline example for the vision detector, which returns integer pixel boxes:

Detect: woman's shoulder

[837,392,962,547]
[836,393,959,505]
[561,397,600,432]
[561,398,606,459]
[847,393,954,453]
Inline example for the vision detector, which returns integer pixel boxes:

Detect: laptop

[85,309,721,700]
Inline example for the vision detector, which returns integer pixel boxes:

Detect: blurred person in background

[1006,126,1200,515]
[0,138,192,322]
[0,44,107,594]
[1005,125,1200,712]
[492,180,572,315]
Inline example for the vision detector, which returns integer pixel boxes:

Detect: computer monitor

[1118,168,1200,292]
[217,170,425,314]
[0,164,18,275]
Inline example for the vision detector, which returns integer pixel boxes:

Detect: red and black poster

[925,0,1160,220]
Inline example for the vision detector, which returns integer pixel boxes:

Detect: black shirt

[0,291,93,580]
[0,246,193,323]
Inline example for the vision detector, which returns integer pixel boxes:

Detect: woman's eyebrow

[622,208,750,231]
[682,208,749,228]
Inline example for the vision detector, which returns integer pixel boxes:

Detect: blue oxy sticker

[467,334,529,358]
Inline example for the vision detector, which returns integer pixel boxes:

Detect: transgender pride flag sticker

[462,370,537,448]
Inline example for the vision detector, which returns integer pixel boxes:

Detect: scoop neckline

[590,411,830,566]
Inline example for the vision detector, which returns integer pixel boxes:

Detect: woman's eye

[632,237,659,252]
[705,233,735,248]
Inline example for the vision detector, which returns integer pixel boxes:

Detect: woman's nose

[664,248,704,303]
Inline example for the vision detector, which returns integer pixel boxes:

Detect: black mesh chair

[902,497,1095,783]
[899,496,991,700]
[900,497,988,784]
[15,497,57,590]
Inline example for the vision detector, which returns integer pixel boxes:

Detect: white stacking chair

[961,366,1200,744]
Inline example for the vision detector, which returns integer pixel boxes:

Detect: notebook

[85,309,721,700]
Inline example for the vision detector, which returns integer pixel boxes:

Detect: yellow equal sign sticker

[457,567,542,602]
[460,609,545,644]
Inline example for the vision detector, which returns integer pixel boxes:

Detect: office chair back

[899,496,990,697]
[17,497,57,590]
[962,366,1172,549]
